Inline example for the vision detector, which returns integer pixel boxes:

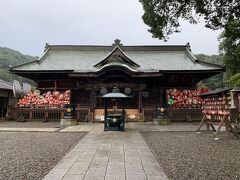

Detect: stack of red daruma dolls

[167,88,208,108]
[18,90,71,108]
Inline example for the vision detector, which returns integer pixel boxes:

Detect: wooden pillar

[90,83,95,123]
[161,89,167,107]
[54,80,57,90]
[43,110,48,122]
[138,88,143,121]
[76,110,80,121]
[29,110,32,120]
[104,99,107,131]
[60,110,64,119]
[138,89,142,112]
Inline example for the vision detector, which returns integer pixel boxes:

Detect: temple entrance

[94,87,140,122]
[93,68,142,122]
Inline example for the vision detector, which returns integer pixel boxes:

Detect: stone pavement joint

[43,123,193,180]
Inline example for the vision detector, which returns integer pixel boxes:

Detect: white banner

[23,83,31,95]
[13,80,23,98]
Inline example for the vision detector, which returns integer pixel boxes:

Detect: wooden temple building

[11,39,224,122]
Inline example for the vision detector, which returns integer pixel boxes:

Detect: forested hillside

[195,54,225,90]
[0,47,37,84]
[195,54,224,65]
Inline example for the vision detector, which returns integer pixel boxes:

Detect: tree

[195,54,224,64]
[218,20,240,87]
[219,20,240,76]
[229,73,240,87]
[195,54,225,89]
[139,0,240,40]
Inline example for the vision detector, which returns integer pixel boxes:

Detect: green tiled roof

[0,79,13,91]
[11,41,224,73]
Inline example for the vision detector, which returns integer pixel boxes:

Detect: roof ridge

[46,44,189,52]
[47,44,188,48]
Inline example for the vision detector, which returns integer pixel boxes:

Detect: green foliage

[0,68,13,82]
[229,73,240,87]
[201,73,225,90]
[0,47,38,68]
[139,0,239,40]
[219,20,240,77]
[139,0,239,90]
[195,54,225,89]
[0,47,37,85]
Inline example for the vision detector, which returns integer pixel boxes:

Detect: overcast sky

[0,0,222,56]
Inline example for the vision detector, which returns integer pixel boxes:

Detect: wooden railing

[15,108,64,122]
[14,107,90,122]
[166,108,202,121]
[12,107,202,122]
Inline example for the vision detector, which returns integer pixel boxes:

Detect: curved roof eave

[93,63,141,73]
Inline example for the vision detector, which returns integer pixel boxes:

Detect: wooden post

[104,99,107,131]
[213,116,225,139]
[196,113,216,133]
[138,88,143,121]
[43,110,48,122]
[138,89,142,112]
[196,113,206,132]
[76,110,80,121]
[61,110,64,119]
[29,110,32,120]
[54,80,57,90]
[122,99,125,131]
[90,83,95,123]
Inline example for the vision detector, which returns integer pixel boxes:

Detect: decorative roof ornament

[44,43,49,52]
[112,39,123,50]
[186,42,191,51]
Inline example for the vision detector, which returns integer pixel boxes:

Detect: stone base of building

[153,118,171,125]
[60,118,78,126]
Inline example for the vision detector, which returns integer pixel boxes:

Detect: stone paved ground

[44,123,178,180]
[60,122,199,132]
[0,121,202,180]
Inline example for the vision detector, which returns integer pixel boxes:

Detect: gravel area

[140,131,240,180]
[0,131,86,180]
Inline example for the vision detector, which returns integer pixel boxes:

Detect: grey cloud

[0,0,222,56]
